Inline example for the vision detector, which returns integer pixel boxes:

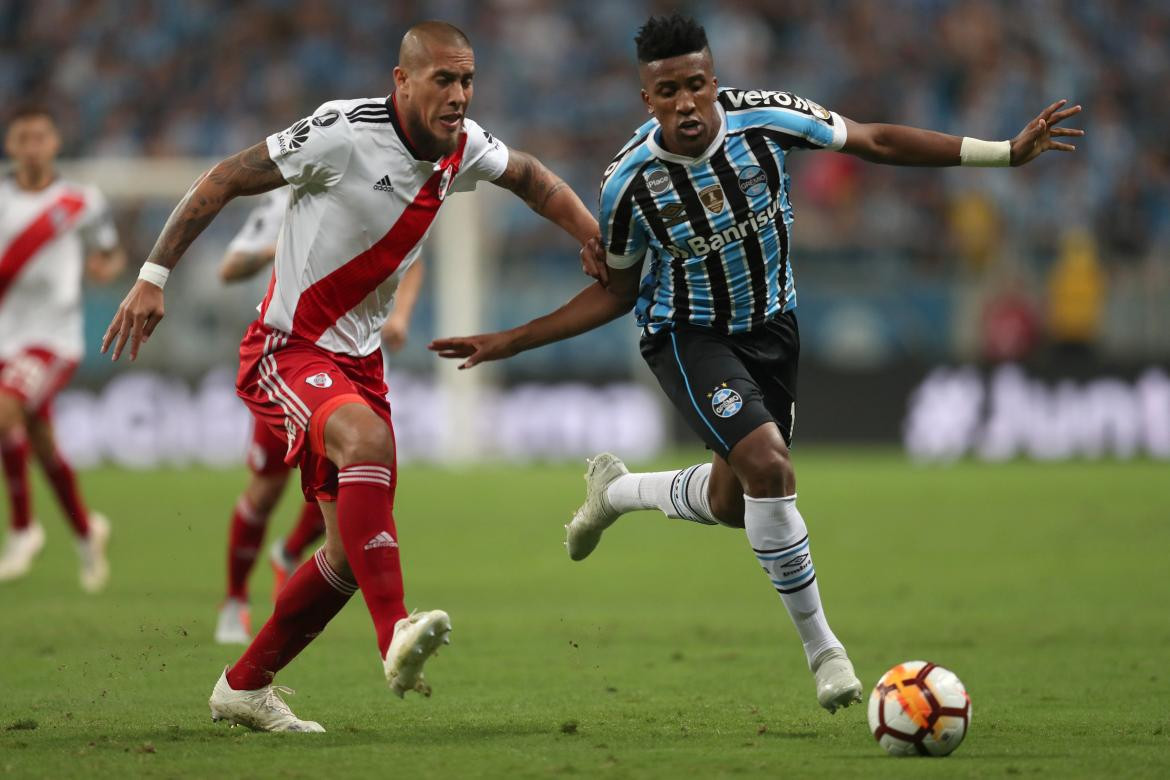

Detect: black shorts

[640,312,799,459]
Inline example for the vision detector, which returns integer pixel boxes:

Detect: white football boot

[565,453,628,561]
[0,521,45,582]
[383,610,451,698]
[214,598,252,645]
[77,512,110,593]
[209,668,324,732]
[813,647,864,713]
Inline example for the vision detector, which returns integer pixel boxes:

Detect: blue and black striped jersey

[599,88,847,334]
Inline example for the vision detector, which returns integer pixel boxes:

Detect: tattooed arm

[101,142,285,361]
[493,149,599,249]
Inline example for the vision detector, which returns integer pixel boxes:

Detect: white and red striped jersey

[260,96,509,356]
[227,188,287,256]
[0,176,118,360]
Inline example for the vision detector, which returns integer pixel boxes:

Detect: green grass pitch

[1,450,1168,778]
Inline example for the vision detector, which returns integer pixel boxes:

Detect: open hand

[580,235,608,286]
[428,332,518,369]
[101,279,165,361]
[1011,100,1083,167]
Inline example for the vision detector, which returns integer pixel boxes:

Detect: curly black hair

[634,13,708,63]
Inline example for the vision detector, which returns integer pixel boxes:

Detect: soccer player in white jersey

[431,14,1082,715]
[103,21,601,732]
[215,187,426,645]
[0,105,124,592]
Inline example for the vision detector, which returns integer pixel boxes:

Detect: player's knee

[245,475,286,515]
[737,446,794,498]
[0,393,24,435]
[24,419,54,457]
[334,423,393,467]
[322,404,394,467]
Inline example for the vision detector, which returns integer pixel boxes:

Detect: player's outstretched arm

[429,263,640,369]
[493,149,607,281]
[219,246,276,283]
[85,245,127,284]
[381,260,425,353]
[841,99,1082,167]
[101,141,286,361]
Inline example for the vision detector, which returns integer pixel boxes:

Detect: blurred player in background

[214,187,425,644]
[103,21,600,732]
[431,14,1082,714]
[0,105,125,592]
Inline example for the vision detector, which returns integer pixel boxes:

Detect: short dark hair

[635,13,708,63]
[6,102,55,127]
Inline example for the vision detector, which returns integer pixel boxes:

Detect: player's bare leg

[0,393,43,582]
[728,422,861,713]
[705,455,745,526]
[25,416,108,592]
[322,402,450,697]
[217,471,288,644]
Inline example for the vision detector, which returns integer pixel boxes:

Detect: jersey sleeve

[265,103,354,189]
[76,186,119,252]
[227,189,287,255]
[772,93,846,150]
[720,89,847,151]
[451,118,509,193]
[598,161,648,269]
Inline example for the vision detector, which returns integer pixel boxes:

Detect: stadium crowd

[2,0,1167,362]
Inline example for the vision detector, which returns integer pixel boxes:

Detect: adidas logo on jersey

[364,531,398,550]
[373,175,395,192]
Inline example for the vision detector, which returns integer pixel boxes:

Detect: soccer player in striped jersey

[214,188,425,645]
[102,21,601,732]
[430,14,1082,714]
[0,105,125,592]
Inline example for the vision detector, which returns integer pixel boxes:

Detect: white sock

[606,464,719,525]
[743,494,842,668]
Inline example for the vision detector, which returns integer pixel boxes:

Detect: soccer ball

[867,661,971,756]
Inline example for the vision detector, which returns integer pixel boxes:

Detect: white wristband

[137,262,170,289]
[960,137,1011,167]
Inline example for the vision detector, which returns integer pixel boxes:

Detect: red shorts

[246,416,293,477]
[0,347,78,420]
[236,321,392,502]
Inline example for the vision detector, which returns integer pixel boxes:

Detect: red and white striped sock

[37,447,89,537]
[337,462,408,657]
[226,497,269,601]
[226,548,356,690]
[1,433,31,531]
[283,502,326,560]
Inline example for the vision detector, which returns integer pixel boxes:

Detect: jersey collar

[387,92,429,163]
[387,93,465,171]
[647,103,727,165]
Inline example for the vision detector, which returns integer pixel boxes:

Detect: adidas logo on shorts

[373,175,395,192]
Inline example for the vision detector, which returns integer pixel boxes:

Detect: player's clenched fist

[101,279,165,362]
[580,235,607,286]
